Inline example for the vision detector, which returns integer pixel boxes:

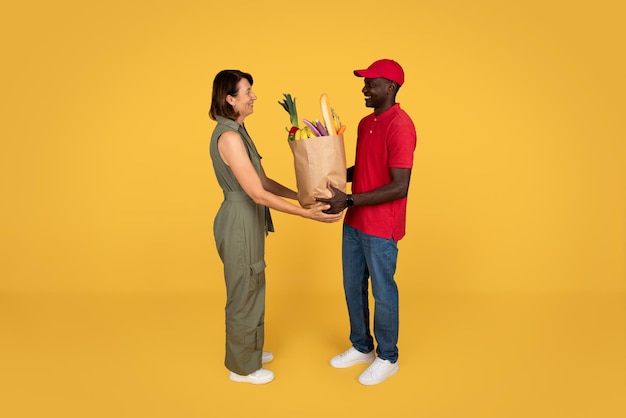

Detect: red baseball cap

[354,59,405,86]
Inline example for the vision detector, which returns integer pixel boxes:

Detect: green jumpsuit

[209,116,274,375]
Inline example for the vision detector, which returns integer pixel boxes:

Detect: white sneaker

[358,358,399,385]
[330,347,375,368]
[262,351,273,364]
[229,368,274,384]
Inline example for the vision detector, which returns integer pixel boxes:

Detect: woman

[208,69,342,385]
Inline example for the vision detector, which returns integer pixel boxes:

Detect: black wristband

[346,194,354,207]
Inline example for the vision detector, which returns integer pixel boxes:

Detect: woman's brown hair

[208,70,254,121]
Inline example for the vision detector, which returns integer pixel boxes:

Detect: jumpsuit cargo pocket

[239,323,265,367]
[243,324,264,354]
[249,259,266,355]
[237,258,266,367]
[249,259,266,291]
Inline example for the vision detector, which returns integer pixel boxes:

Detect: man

[317,59,417,385]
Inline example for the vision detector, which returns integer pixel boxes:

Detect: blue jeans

[342,223,399,363]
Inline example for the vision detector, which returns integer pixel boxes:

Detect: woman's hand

[303,202,343,223]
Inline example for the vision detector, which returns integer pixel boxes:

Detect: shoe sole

[229,374,274,385]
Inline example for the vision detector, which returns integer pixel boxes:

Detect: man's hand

[315,182,347,214]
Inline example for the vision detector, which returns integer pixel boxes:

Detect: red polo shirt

[344,103,417,241]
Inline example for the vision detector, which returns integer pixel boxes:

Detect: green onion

[278,93,299,128]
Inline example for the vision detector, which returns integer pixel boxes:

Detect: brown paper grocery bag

[288,134,347,208]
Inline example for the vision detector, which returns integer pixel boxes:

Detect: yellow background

[1,0,624,417]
